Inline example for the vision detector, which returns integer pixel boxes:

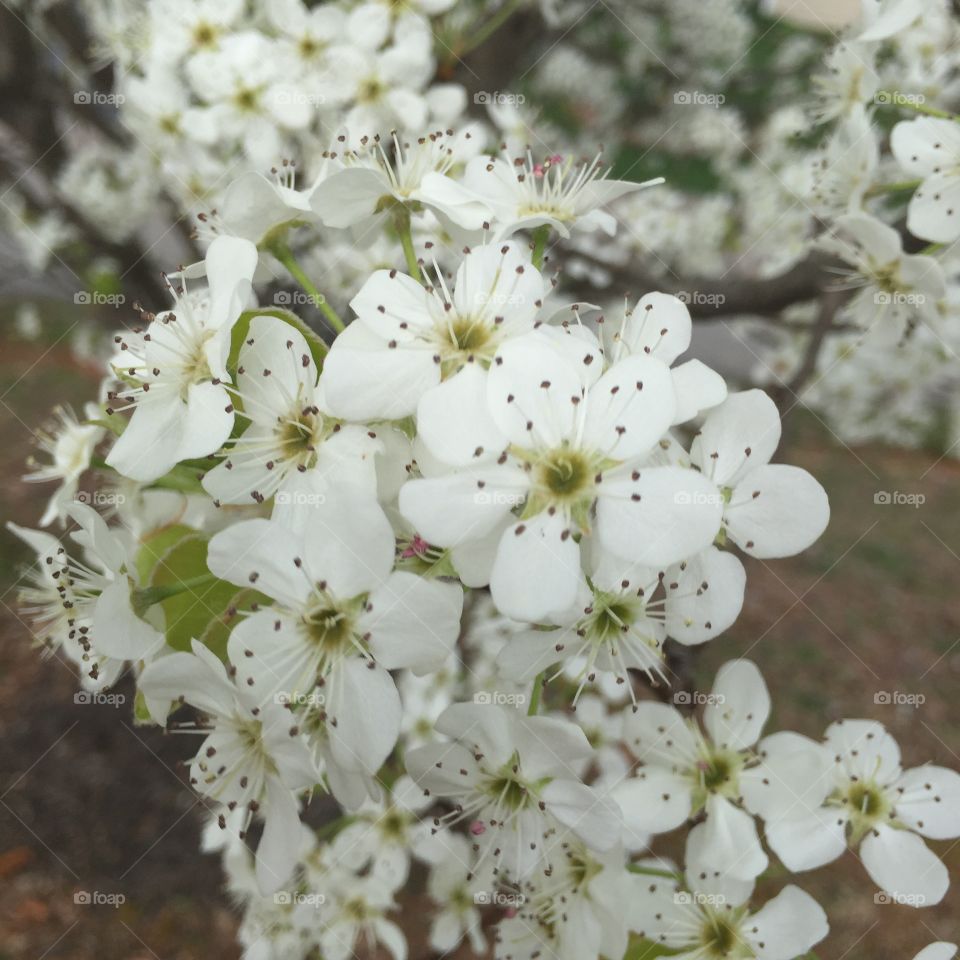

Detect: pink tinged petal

[581,354,675,460]
[489,511,585,622]
[416,365,508,467]
[697,795,768,882]
[908,171,960,244]
[361,573,463,674]
[487,333,583,448]
[326,657,401,776]
[323,317,439,421]
[744,885,829,960]
[93,580,163,661]
[893,765,960,839]
[764,806,849,872]
[704,659,770,751]
[541,779,623,851]
[860,823,949,907]
[595,466,723,567]
[622,701,700,767]
[692,389,781,485]
[207,518,311,607]
[824,718,902,783]
[612,769,693,835]
[890,118,960,177]
[740,731,836,820]
[255,777,302,895]
[303,489,395,598]
[398,468,530,547]
[664,547,745,645]
[670,359,727,425]
[726,464,829,558]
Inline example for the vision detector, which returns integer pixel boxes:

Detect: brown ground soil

[0,340,957,958]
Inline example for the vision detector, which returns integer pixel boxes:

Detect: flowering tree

[6,0,960,958]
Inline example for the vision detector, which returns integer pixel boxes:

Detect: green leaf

[140,528,264,656]
[228,307,328,386]
[623,936,681,960]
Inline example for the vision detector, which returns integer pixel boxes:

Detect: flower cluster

[6,1,960,959]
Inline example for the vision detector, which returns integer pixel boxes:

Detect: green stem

[396,210,425,283]
[132,573,219,614]
[457,0,525,57]
[271,241,345,334]
[313,813,356,842]
[921,242,944,256]
[527,672,545,716]
[531,225,551,271]
[864,178,922,198]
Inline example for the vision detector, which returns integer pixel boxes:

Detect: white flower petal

[860,823,948,907]
[704,659,771,751]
